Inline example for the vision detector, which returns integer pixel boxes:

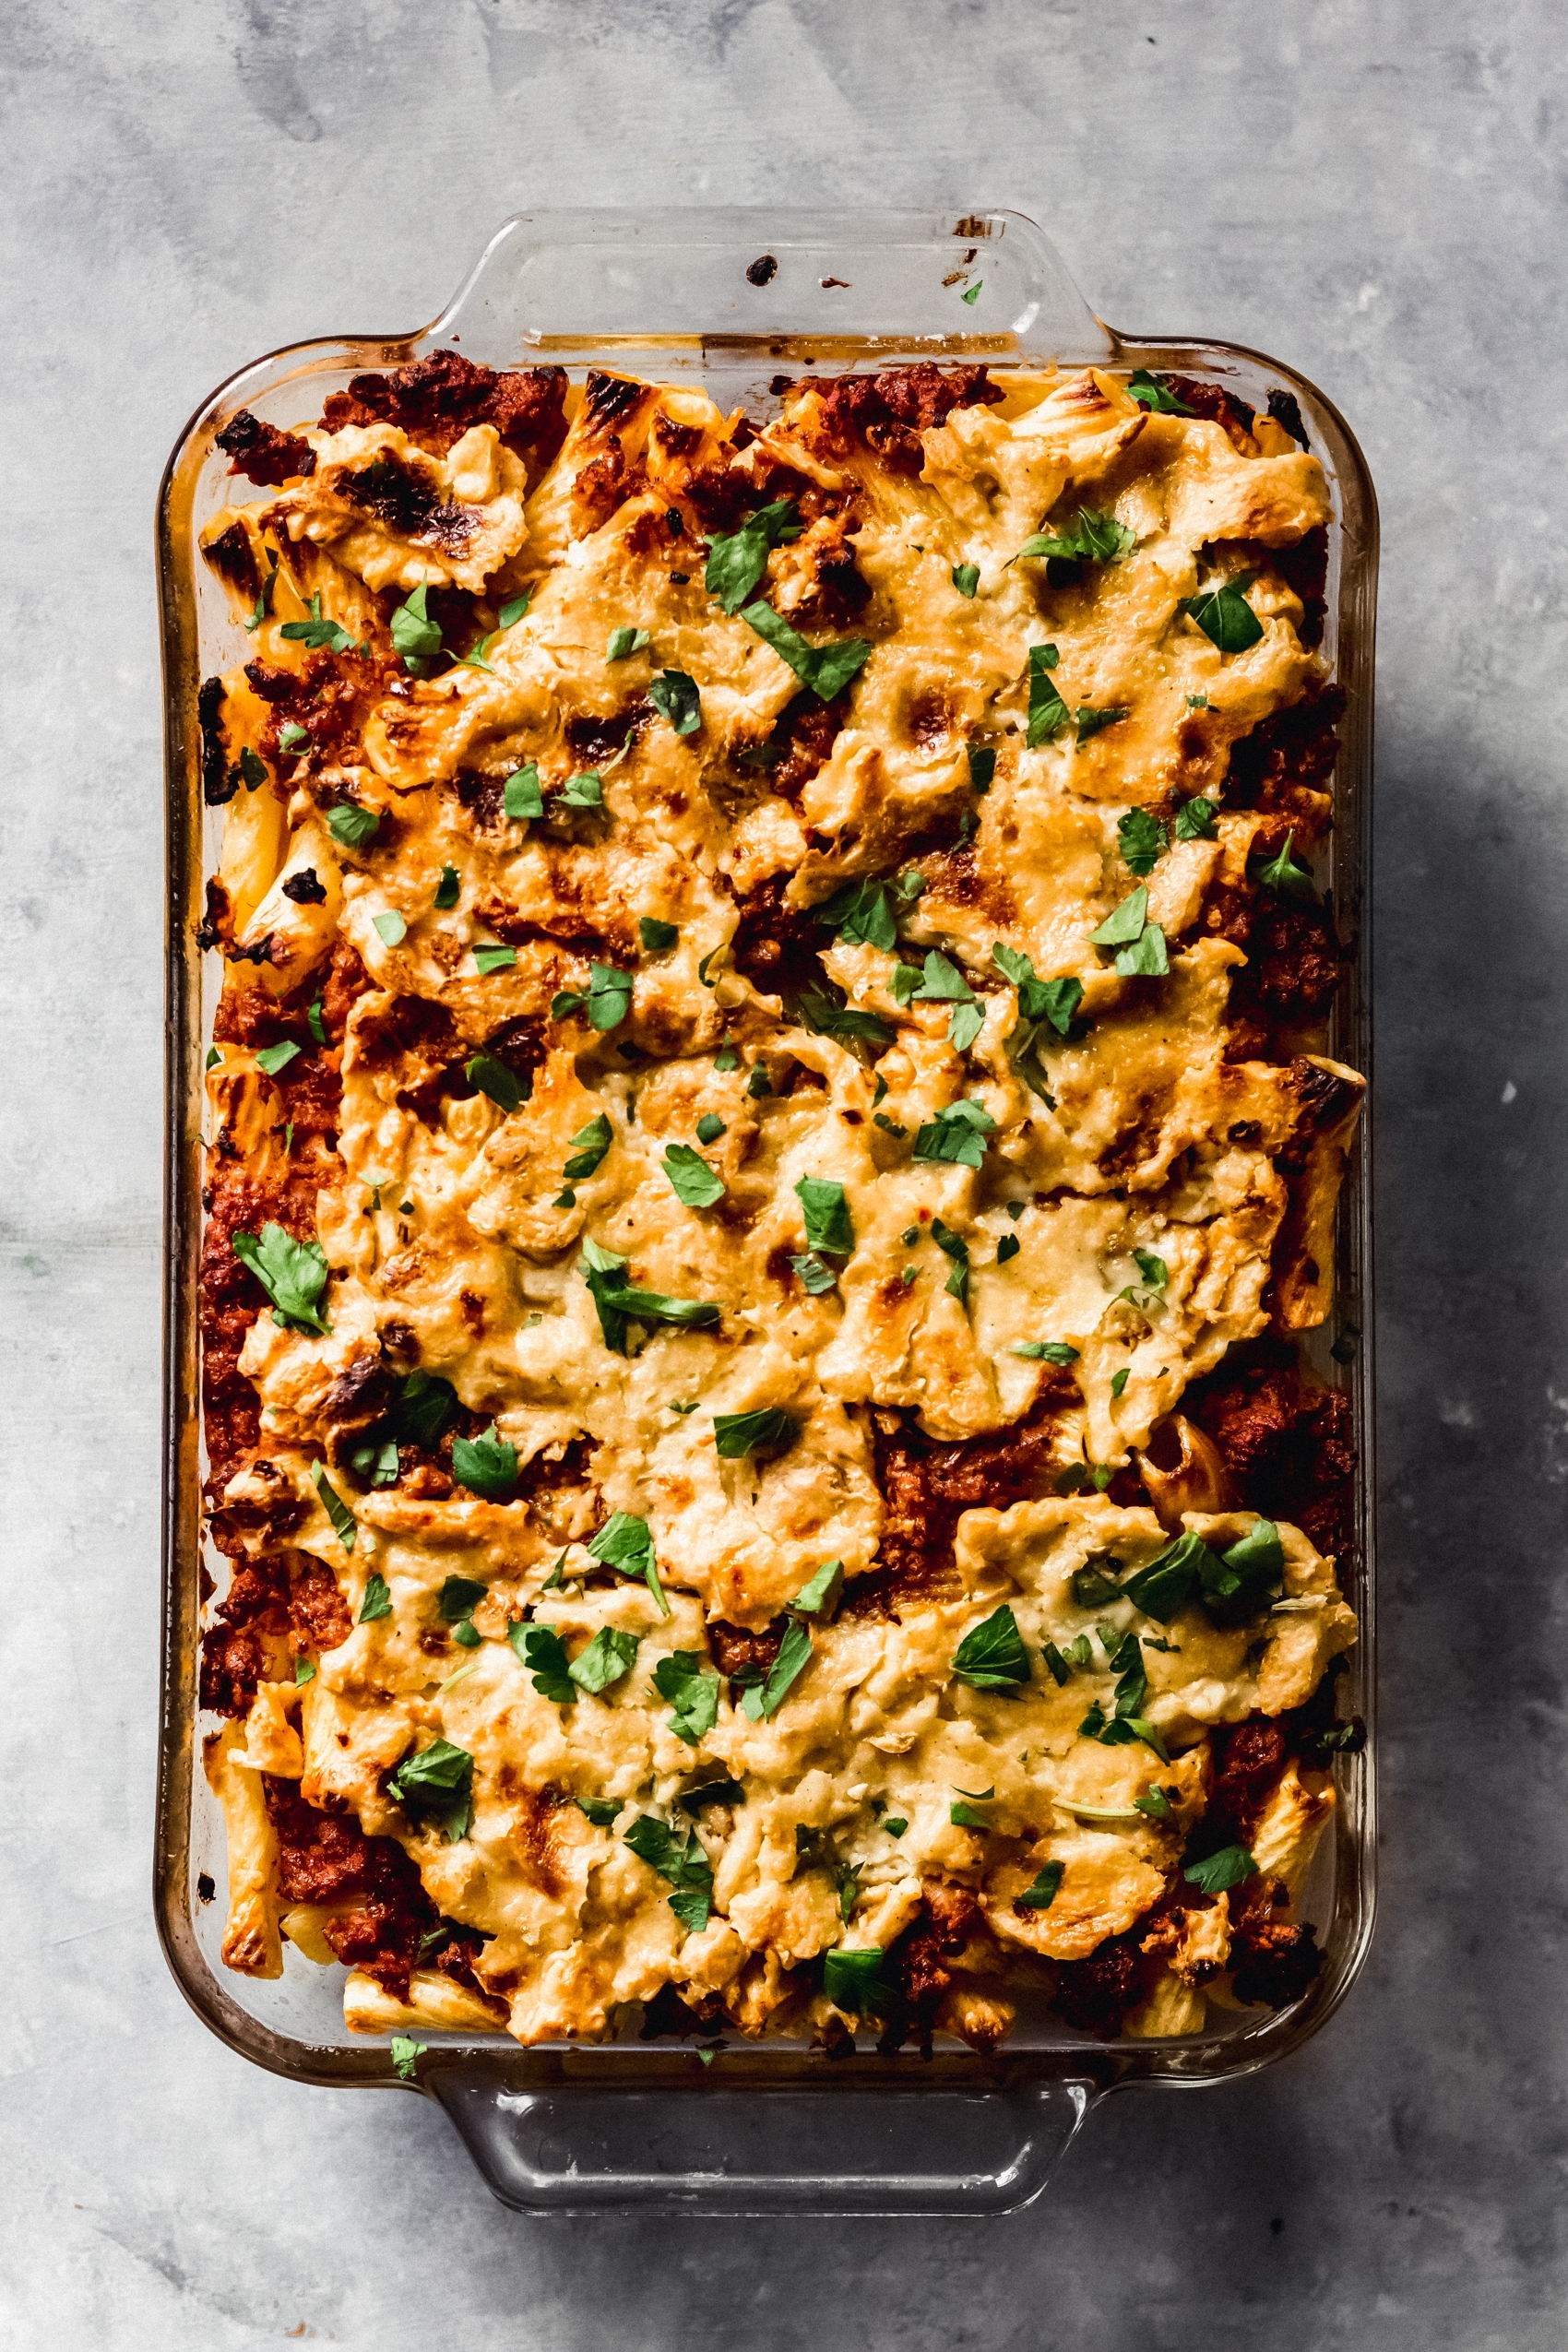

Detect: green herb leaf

[1123,1530,1218,1621]
[306,997,327,1045]
[236,745,268,792]
[1089,886,1148,948]
[1134,1786,1175,1821]
[459,631,499,673]
[739,1617,813,1719]
[233,1222,330,1335]
[873,1113,908,1139]
[387,1738,474,1842]
[1072,1563,1123,1609]
[279,593,363,656]
[790,1251,837,1295]
[465,1053,525,1114]
[255,1039,300,1079]
[1016,508,1136,566]
[1173,796,1218,842]
[961,282,982,306]
[451,1425,518,1501]
[244,563,277,635]
[389,2036,427,2080]
[951,1603,1030,1693]
[392,1370,457,1450]
[511,1621,575,1705]
[883,1817,908,1838]
[588,1510,670,1617]
[607,626,651,662]
[1134,1248,1168,1290]
[580,1241,720,1357]
[499,593,532,628]
[713,1408,800,1460]
[968,744,996,795]
[353,1571,388,1623]
[913,951,974,1005]
[742,602,873,701]
[294,1656,316,1685]
[952,563,980,599]
[1180,580,1264,653]
[1111,1368,1131,1399]
[473,944,517,977]
[569,1625,642,1696]
[948,1000,985,1051]
[623,1814,714,1931]
[1015,1340,1079,1364]
[746,1064,771,1098]
[327,803,379,850]
[557,768,604,810]
[1126,370,1194,415]
[563,1111,612,1182]
[695,1112,725,1145]
[434,863,460,909]
[391,584,443,668]
[647,669,703,737]
[1041,1641,1072,1687]
[994,1233,1020,1265]
[704,498,802,614]
[678,1776,745,1814]
[653,1650,720,1744]
[795,1175,854,1256]
[812,877,899,954]
[504,765,543,822]
[663,1143,725,1207]
[1016,1861,1064,1911]
[437,1575,486,1625]
[373,909,407,947]
[1027,642,1070,746]
[1183,1843,1259,1895]
[639,916,679,953]
[279,721,311,753]
[1117,809,1167,875]
[824,1944,891,2012]
[793,988,897,1054]
[1116,923,1170,978]
[576,1793,623,1826]
[1254,828,1317,901]
[790,1560,844,1619]
[912,1096,997,1170]
[586,964,633,1030]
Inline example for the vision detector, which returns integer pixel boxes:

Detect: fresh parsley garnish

[792,987,897,1054]
[232,1222,329,1334]
[576,1793,623,1826]
[473,944,517,976]
[705,498,802,615]
[390,584,443,671]
[742,602,873,700]
[373,910,407,947]
[327,802,379,850]
[961,282,982,306]
[695,1111,725,1144]
[459,631,499,674]
[647,670,702,736]
[570,1625,642,1696]
[930,1218,971,1305]
[434,863,460,908]
[588,1510,670,1617]
[911,1096,996,1169]
[1179,578,1263,653]
[1126,370,1193,415]
[563,1111,612,1182]
[1117,809,1167,875]
[279,593,363,655]
[244,561,277,635]
[451,1425,518,1501]
[1183,1844,1259,1895]
[639,916,679,953]
[790,1252,837,1295]
[1134,1786,1175,1821]
[951,1603,1030,1693]
[1015,508,1136,566]
[823,1945,891,2012]
[557,768,604,810]
[713,1408,800,1460]
[1111,1368,1130,1399]
[790,1560,844,1619]
[1122,1520,1285,1627]
[358,1570,390,1620]
[465,1053,525,1113]
[579,1239,719,1357]
[1088,885,1168,978]
[795,1176,854,1256]
[498,593,532,628]
[306,1465,354,1553]
[255,1040,300,1077]
[1015,1339,1079,1363]
[910,950,984,1051]
[607,626,650,662]
[389,2036,426,2080]
[306,997,327,1044]
[624,1815,714,1931]
[552,963,632,1031]
[812,869,921,953]
[387,1738,474,1842]
[739,1617,812,1720]
[1254,828,1316,901]
[663,1144,725,1207]
[653,1651,720,1745]
[952,563,980,598]
[1027,642,1069,746]
[279,721,311,753]
[511,1621,575,1705]
[504,765,543,822]
[968,744,996,794]
[996,1233,1020,1264]
[1016,1861,1064,1911]
[238,745,267,791]
[1173,796,1218,841]
[1075,704,1130,744]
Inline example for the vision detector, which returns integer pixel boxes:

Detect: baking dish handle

[426,2070,1095,2215]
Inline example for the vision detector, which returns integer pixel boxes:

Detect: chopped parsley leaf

[1173,795,1218,841]
[1016,1861,1064,1911]
[639,916,679,953]
[795,1175,854,1256]
[1027,642,1069,746]
[511,1621,574,1705]
[739,1617,813,1720]
[588,1510,670,1616]
[556,769,604,810]
[622,1815,713,1933]
[652,1651,719,1745]
[390,584,442,669]
[387,1738,474,1842]
[373,909,407,947]
[563,1111,612,1182]
[790,1251,837,1295]
[1183,1844,1259,1895]
[232,1222,330,1334]
[1126,370,1194,415]
[389,2036,426,2080]
[968,744,996,794]
[912,1096,996,1170]
[1179,578,1263,654]
[695,1111,725,1144]
[434,863,460,908]
[451,1425,518,1501]
[1254,828,1316,901]
[1118,808,1167,875]
[279,593,363,656]
[713,1408,799,1460]
[741,601,873,700]
[952,563,980,599]
[647,670,702,736]
[951,1603,1030,1693]
[357,1571,390,1621]
[498,593,532,628]
[465,1052,525,1114]
[662,1143,725,1207]
[790,1559,844,1618]
[607,626,651,661]
[504,765,543,822]
[255,1039,300,1077]
[570,1626,641,1697]
[705,498,802,615]
[327,803,379,850]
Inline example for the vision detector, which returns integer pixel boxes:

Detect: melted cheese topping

[199,362,1360,2047]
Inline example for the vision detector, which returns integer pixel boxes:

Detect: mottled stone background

[4,2,1564,2343]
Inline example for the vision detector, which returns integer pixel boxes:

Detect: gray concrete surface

[4,1,1565,2343]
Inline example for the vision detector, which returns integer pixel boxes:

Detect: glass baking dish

[155,207,1377,2215]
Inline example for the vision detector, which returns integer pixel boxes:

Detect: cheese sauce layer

[196,355,1362,2052]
